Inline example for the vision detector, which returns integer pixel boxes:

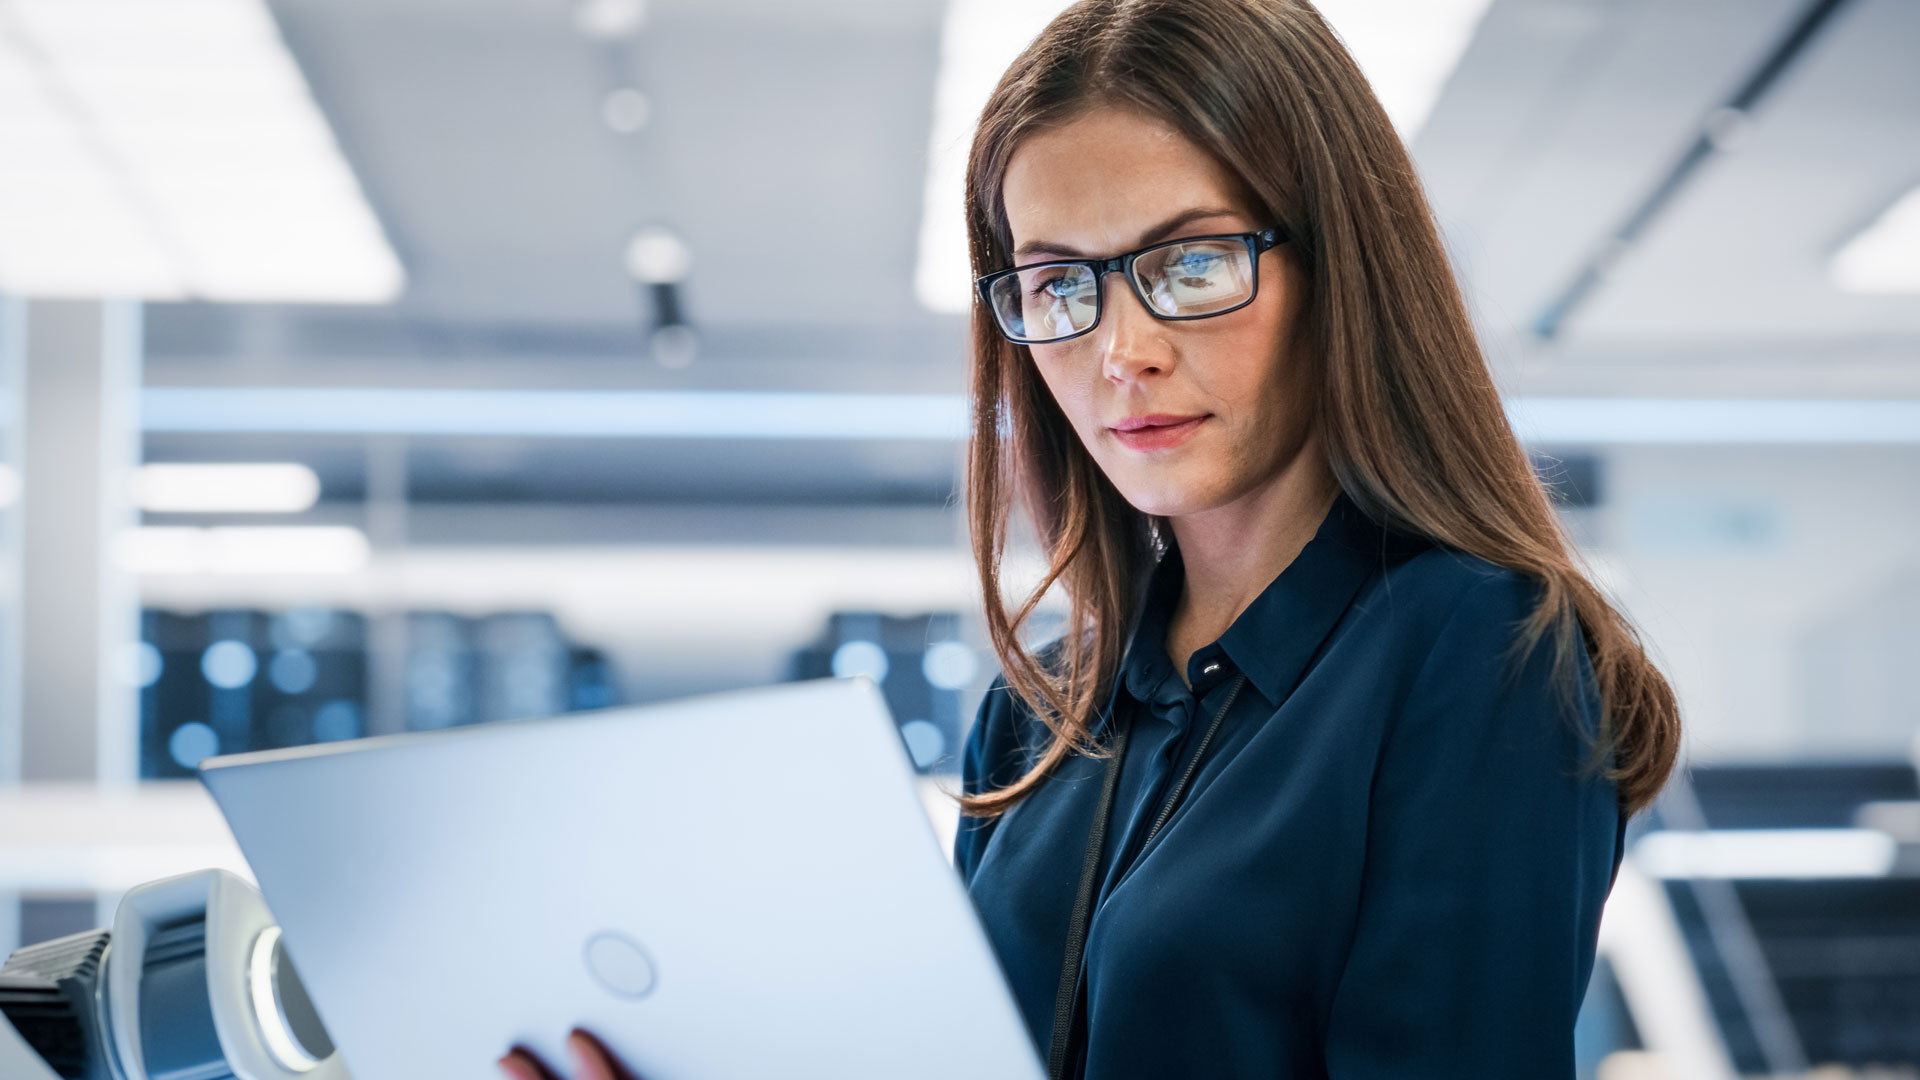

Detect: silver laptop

[199,677,1043,1080]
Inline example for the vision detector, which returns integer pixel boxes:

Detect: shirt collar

[1119,488,1425,708]
[1120,542,1188,707]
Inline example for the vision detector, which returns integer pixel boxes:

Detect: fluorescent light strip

[911,0,1494,315]
[1832,186,1920,294]
[1506,397,1920,445]
[1596,865,1743,1080]
[134,463,320,513]
[913,0,1074,314]
[0,16,181,297]
[142,387,974,440]
[1632,828,1897,880]
[141,387,1920,445]
[0,0,403,301]
[116,525,370,575]
[1312,0,1496,136]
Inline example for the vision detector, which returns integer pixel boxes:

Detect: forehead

[1001,106,1249,247]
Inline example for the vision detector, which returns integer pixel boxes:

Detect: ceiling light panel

[117,525,370,576]
[1312,0,1495,136]
[134,463,321,514]
[913,0,1074,315]
[912,0,1495,314]
[1632,828,1897,880]
[0,0,404,302]
[1831,186,1920,294]
[0,24,181,297]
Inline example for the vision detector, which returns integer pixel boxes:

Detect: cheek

[1028,349,1102,436]
[1216,295,1305,413]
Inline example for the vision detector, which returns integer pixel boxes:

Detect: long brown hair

[959,0,1680,819]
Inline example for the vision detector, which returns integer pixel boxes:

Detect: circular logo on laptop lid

[583,930,658,1000]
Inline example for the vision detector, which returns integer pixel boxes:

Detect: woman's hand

[497,1028,643,1080]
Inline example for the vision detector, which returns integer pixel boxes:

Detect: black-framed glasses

[976,225,1288,345]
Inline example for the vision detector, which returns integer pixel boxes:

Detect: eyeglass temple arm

[975,225,1289,294]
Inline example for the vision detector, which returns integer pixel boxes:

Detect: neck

[1164,444,1340,676]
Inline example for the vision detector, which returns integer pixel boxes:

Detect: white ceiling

[1566,0,1920,340]
[154,0,961,383]
[1416,0,1920,394]
[139,0,1920,391]
[130,0,1920,507]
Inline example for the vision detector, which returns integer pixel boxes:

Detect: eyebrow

[1012,207,1246,260]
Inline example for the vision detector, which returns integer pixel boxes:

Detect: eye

[1032,273,1081,300]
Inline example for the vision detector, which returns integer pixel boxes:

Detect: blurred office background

[0,0,1916,1075]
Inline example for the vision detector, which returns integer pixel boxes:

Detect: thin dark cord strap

[1044,672,1247,1080]
[1047,716,1131,1080]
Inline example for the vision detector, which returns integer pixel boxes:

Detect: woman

[953,1,1678,1076]
[503,1,1680,1078]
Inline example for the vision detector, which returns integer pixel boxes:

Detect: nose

[1093,272,1172,385]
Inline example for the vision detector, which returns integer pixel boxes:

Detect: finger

[569,1028,644,1080]
[567,1030,615,1080]
[495,1053,540,1080]
[498,1046,564,1080]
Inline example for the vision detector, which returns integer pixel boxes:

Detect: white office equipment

[200,678,1042,1080]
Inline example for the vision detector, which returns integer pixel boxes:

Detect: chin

[1110,474,1229,519]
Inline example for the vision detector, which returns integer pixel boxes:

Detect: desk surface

[0,776,962,897]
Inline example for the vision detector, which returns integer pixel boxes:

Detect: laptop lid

[200,677,1043,1080]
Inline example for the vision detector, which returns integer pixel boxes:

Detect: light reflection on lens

[987,237,1257,343]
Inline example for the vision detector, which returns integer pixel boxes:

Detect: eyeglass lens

[987,237,1256,343]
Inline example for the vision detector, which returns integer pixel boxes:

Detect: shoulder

[1371,547,1604,756]
[1360,544,1551,656]
[960,645,1063,797]
[1389,543,1535,610]
[1348,544,1596,730]
[955,652,1062,883]
[961,630,1097,792]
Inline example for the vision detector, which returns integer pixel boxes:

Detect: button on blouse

[1096,544,1266,916]
[954,491,1627,1080]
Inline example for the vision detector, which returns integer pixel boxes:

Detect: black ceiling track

[1531,0,1857,341]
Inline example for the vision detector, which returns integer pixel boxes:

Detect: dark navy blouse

[955,490,1627,1079]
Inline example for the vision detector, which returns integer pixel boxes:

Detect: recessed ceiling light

[602,87,652,133]
[1831,186,1920,294]
[625,226,691,284]
[573,0,646,40]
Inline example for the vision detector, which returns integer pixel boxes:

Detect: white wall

[1587,444,1920,763]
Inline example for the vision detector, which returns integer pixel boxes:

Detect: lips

[1108,413,1208,451]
